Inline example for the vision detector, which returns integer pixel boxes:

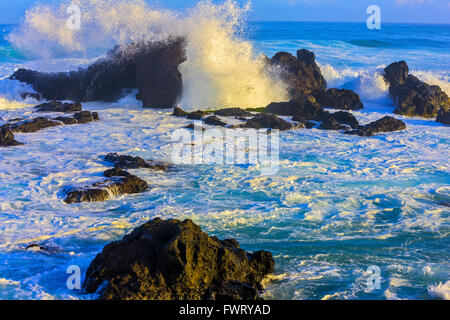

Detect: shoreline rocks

[10,39,187,109]
[0,126,22,147]
[344,116,406,137]
[34,101,82,113]
[384,61,450,118]
[83,218,274,300]
[64,169,148,204]
[104,153,170,171]
[436,109,450,125]
[313,88,364,111]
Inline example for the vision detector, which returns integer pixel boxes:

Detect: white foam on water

[428,280,450,300]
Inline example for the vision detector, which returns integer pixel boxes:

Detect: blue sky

[1,0,449,24]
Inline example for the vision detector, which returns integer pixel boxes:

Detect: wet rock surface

[10,39,187,109]
[204,116,227,127]
[83,218,274,300]
[104,153,170,171]
[0,126,22,147]
[269,49,327,98]
[173,107,188,117]
[436,109,450,125]
[187,110,207,120]
[314,88,364,111]
[384,61,450,118]
[34,101,82,113]
[344,116,406,137]
[214,108,253,117]
[244,113,294,131]
[64,169,148,204]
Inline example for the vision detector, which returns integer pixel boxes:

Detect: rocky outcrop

[104,153,170,171]
[214,108,253,117]
[83,218,274,300]
[384,61,450,118]
[204,116,227,127]
[8,117,61,133]
[436,109,450,125]
[0,126,22,147]
[269,49,327,99]
[34,101,82,113]
[187,110,207,120]
[345,116,406,137]
[7,111,99,133]
[10,38,187,109]
[173,107,188,117]
[21,92,41,101]
[313,88,364,111]
[265,96,323,119]
[244,113,294,131]
[64,169,148,204]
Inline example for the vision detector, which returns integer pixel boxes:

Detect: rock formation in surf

[10,38,187,109]
[436,109,450,125]
[64,169,148,204]
[0,126,22,147]
[83,218,274,300]
[384,61,450,118]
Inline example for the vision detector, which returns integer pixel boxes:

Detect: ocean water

[0,6,449,300]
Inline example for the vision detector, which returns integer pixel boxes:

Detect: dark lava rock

[9,117,61,133]
[185,123,206,131]
[64,174,148,204]
[83,218,274,300]
[269,49,327,99]
[204,116,227,127]
[436,109,450,125]
[74,111,99,124]
[265,96,324,119]
[104,153,170,171]
[292,116,315,129]
[10,38,187,109]
[345,116,406,137]
[187,110,207,120]
[314,88,364,111]
[54,116,78,125]
[0,125,22,147]
[384,61,450,118]
[214,108,253,117]
[34,101,82,113]
[330,111,359,129]
[244,113,293,131]
[173,107,188,117]
[104,168,132,178]
[319,116,348,130]
[21,92,41,101]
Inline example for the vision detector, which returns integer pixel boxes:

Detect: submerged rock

[314,88,364,111]
[269,49,327,98]
[64,170,148,204]
[244,113,293,131]
[0,126,22,147]
[384,61,450,118]
[104,153,170,171]
[345,116,406,137]
[83,218,274,300]
[436,109,450,125]
[34,101,82,113]
[10,38,187,109]
[185,123,206,131]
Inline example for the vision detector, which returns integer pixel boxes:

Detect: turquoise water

[0,21,449,300]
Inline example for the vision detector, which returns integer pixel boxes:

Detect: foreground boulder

[10,38,187,109]
[64,169,148,204]
[269,49,326,99]
[313,88,364,111]
[345,116,406,137]
[436,109,450,125]
[214,108,253,117]
[265,97,323,119]
[0,126,22,147]
[83,218,274,300]
[104,153,170,171]
[173,107,188,117]
[384,61,450,118]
